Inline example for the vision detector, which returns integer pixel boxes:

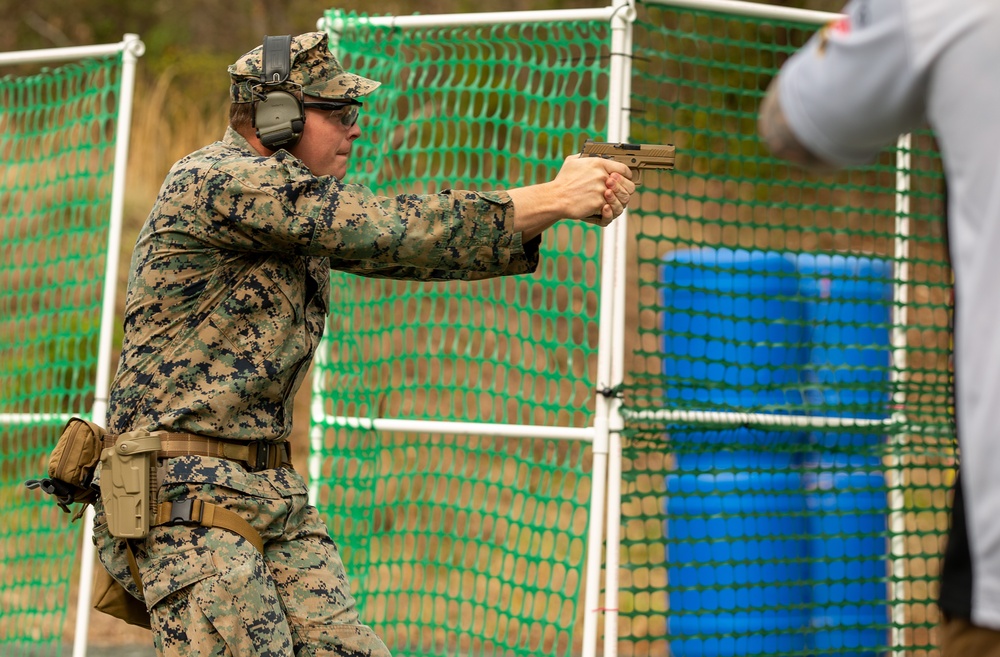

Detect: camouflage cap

[228,32,380,103]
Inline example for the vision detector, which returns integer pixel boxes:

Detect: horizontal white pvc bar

[0,38,138,66]
[0,413,74,425]
[319,416,595,441]
[623,408,905,429]
[319,408,904,436]
[0,410,908,432]
[644,0,841,24]
[319,6,617,31]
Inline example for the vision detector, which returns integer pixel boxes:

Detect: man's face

[291,96,362,179]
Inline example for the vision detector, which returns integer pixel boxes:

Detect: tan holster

[29,421,284,628]
[95,429,277,628]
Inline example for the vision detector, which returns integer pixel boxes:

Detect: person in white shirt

[758,1,1000,653]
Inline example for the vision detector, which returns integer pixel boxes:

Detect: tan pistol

[579,139,676,184]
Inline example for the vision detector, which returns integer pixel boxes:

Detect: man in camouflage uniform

[93,32,633,656]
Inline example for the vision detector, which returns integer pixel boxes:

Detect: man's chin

[333,158,351,179]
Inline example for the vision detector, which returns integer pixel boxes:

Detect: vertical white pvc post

[887,133,912,657]
[582,3,636,657]
[72,33,145,657]
[580,250,613,657]
[602,3,637,657]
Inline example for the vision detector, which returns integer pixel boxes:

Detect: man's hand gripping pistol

[578,139,675,225]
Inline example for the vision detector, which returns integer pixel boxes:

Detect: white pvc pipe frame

[320,1,924,657]
[0,34,145,657]
[0,5,917,656]
[319,3,919,657]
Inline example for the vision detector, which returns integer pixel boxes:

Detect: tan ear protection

[253,35,305,150]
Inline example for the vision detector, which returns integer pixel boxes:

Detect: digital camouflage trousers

[94,455,391,657]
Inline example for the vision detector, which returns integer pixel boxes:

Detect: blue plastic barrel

[797,254,893,450]
[660,248,807,471]
[667,471,808,657]
[806,458,888,655]
[797,254,891,656]
[661,248,810,656]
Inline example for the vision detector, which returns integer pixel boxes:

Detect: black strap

[261,35,293,85]
[939,472,973,621]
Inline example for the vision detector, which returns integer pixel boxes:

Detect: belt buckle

[249,441,272,472]
[166,499,198,525]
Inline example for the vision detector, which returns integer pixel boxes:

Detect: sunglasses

[301,100,362,128]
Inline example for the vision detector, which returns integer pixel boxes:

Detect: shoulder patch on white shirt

[819,16,851,54]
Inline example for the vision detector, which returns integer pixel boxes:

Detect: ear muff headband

[254,35,305,150]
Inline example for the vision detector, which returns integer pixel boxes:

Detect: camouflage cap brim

[302,73,381,101]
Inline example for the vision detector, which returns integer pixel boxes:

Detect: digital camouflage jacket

[107,127,538,441]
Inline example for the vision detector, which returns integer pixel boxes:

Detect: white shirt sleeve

[778,0,929,167]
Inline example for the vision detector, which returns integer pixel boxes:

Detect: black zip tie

[599,52,651,65]
[597,385,624,399]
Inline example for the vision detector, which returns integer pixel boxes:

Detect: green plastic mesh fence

[618,3,952,657]
[313,4,953,657]
[0,55,122,654]
[313,11,611,657]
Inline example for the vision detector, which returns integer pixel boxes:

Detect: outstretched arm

[507,155,636,242]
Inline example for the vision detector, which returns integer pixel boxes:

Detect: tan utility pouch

[24,418,154,627]
[24,417,107,517]
[92,565,151,629]
[49,417,106,486]
[99,431,163,539]
[30,423,270,628]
